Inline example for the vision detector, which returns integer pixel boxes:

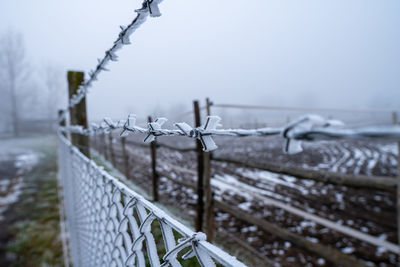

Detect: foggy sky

[1,0,399,121]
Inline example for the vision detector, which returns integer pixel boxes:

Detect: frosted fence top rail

[58,133,247,267]
[60,114,400,154]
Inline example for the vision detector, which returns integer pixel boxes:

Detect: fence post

[67,71,90,157]
[102,133,109,160]
[58,110,65,127]
[394,111,400,253]
[93,130,97,150]
[194,100,205,232]
[121,136,131,180]
[204,98,214,241]
[109,133,116,166]
[58,110,66,137]
[206,97,212,117]
[149,116,159,202]
[393,111,398,125]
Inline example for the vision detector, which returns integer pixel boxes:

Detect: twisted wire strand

[60,114,400,153]
[59,0,163,120]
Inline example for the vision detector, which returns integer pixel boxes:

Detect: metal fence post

[149,116,159,202]
[194,100,205,232]
[67,71,90,157]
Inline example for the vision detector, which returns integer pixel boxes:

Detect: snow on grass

[379,143,398,155]
[0,179,10,192]
[15,153,39,168]
[0,177,24,221]
[341,247,355,254]
[212,173,291,202]
[235,169,311,195]
[0,151,39,222]
[331,145,350,172]
[376,246,387,257]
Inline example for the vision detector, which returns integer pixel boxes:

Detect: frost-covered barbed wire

[60,114,400,154]
[59,0,164,120]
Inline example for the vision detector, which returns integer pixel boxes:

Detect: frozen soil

[213,136,398,177]
[95,134,398,266]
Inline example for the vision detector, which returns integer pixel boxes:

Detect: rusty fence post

[194,100,205,232]
[149,116,159,202]
[67,71,90,157]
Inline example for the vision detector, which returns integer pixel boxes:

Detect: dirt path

[0,136,62,267]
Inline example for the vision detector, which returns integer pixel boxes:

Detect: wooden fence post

[204,98,214,241]
[121,136,131,179]
[109,133,116,166]
[149,116,159,202]
[206,97,212,117]
[67,71,90,157]
[58,110,66,137]
[93,130,97,151]
[58,110,65,127]
[102,133,109,161]
[194,100,205,232]
[393,111,400,253]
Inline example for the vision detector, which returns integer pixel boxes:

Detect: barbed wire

[59,114,400,154]
[212,103,397,114]
[59,0,163,120]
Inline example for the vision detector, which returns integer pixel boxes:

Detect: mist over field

[1,0,399,124]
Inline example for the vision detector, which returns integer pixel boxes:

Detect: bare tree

[43,63,65,130]
[0,31,30,136]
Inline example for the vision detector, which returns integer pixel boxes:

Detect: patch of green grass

[8,220,62,266]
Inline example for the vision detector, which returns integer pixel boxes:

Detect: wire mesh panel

[58,133,246,267]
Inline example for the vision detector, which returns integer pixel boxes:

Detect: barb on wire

[60,114,400,154]
[58,0,164,123]
[281,115,344,154]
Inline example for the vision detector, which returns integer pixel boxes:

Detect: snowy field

[96,133,398,266]
[214,136,398,177]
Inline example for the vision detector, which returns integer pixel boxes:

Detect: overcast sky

[1,0,399,121]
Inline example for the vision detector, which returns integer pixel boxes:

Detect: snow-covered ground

[0,138,40,222]
[214,136,398,177]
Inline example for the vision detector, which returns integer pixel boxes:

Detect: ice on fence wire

[149,0,162,17]
[282,114,344,154]
[144,117,167,143]
[199,116,220,151]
